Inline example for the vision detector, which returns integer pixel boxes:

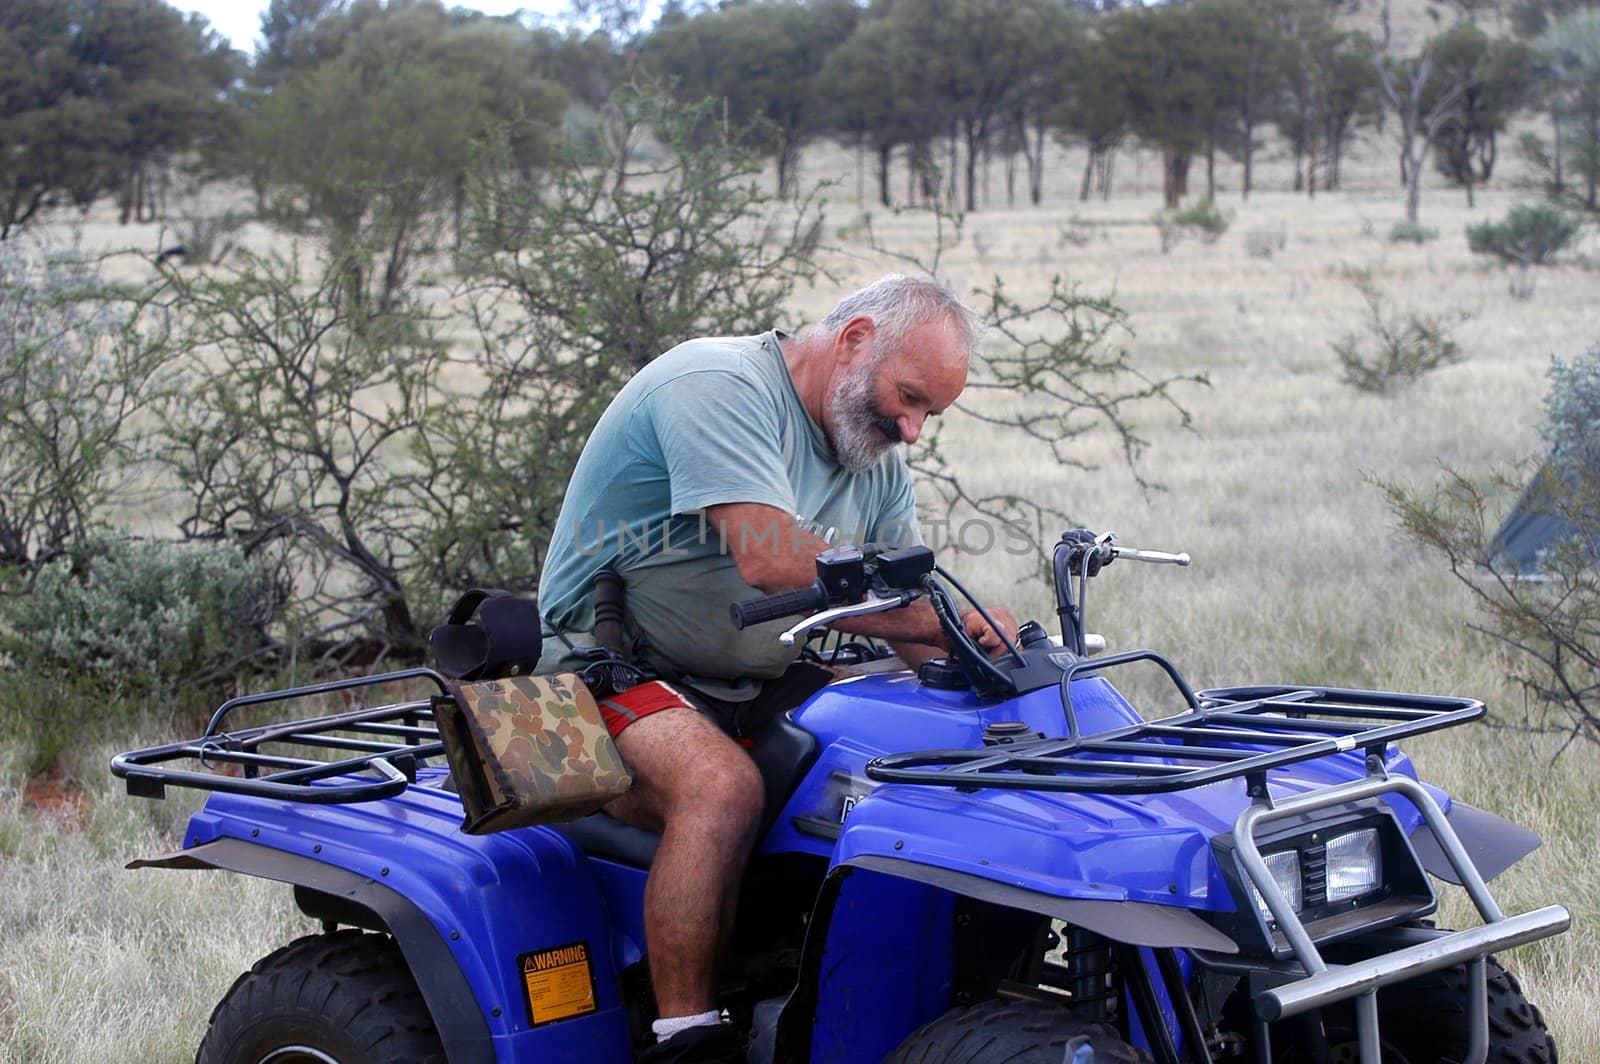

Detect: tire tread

[197,930,446,1064]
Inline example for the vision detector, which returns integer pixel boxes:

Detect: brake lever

[778,591,915,646]
[1112,546,1191,567]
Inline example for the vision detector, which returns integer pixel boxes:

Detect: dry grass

[5,123,1597,1059]
[0,734,300,1064]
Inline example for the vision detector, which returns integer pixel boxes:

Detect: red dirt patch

[22,768,90,827]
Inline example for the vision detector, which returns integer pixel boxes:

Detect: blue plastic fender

[179,775,634,1064]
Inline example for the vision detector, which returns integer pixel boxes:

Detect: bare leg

[605,706,765,1016]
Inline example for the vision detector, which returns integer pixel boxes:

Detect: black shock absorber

[1059,926,1119,1020]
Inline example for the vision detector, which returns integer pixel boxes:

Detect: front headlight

[1325,827,1383,903]
[1251,848,1303,923]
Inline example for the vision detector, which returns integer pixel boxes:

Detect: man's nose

[898,412,924,445]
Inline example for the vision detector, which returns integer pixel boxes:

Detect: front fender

[834,780,1243,918]
[770,783,1243,1064]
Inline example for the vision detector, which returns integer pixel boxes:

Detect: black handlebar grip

[730,581,829,630]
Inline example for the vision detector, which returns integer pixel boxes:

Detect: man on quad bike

[535,274,1020,1061]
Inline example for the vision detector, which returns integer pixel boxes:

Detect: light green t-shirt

[537,331,921,700]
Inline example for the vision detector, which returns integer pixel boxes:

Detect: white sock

[652,1010,722,1041]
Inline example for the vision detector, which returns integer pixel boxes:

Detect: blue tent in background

[1487,458,1595,578]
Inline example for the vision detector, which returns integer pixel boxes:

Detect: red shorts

[596,681,699,739]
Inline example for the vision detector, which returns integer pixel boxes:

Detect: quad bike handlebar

[730,530,1189,697]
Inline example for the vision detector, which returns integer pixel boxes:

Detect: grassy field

[3,127,1596,1060]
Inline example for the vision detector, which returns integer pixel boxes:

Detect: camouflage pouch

[432,673,632,835]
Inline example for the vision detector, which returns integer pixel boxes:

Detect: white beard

[827,358,895,473]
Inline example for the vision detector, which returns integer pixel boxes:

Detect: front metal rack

[867,665,1485,796]
[111,668,451,804]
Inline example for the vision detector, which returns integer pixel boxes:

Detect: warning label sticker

[519,941,598,1026]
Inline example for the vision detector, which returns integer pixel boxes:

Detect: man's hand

[961,606,1020,657]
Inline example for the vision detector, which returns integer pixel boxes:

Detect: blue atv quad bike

[114,530,1571,1064]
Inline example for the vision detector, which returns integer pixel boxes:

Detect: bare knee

[658,743,762,842]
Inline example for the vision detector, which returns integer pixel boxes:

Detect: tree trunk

[948,130,960,208]
[1405,145,1425,224]
[983,139,993,207]
[1327,120,1346,190]
[878,143,893,208]
[964,125,980,213]
[776,138,795,199]
[1162,151,1190,208]
[1308,124,1320,199]
[1551,105,1564,192]
[1029,124,1046,205]
[1242,118,1254,201]
[1205,133,1217,201]
[1080,148,1096,202]
[1587,104,1598,209]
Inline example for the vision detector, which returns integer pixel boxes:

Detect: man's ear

[836,316,875,366]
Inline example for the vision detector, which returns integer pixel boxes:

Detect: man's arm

[705,502,1017,656]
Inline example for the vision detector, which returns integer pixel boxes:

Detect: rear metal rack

[866,668,1485,796]
[111,668,451,804]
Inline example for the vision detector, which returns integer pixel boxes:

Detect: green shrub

[1153,198,1231,253]
[1332,272,1468,395]
[1466,204,1580,265]
[1546,342,1600,474]
[0,534,281,692]
[1388,221,1439,244]
[1174,197,1230,242]
[1383,343,1600,747]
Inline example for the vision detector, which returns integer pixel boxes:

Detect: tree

[1376,33,1470,225]
[817,18,940,207]
[1055,30,1132,202]
[998,5,1084,206]
[1190,0,1289,202]
[255,0,351,84]
[0,244,174,578]
[1529,8,1600,212]
[1320,31,1385,191]
[645,0,859,197]
[1101,5,1215,208]
[0,0,240,240]
[1427,24,1536,207]
[238,1,566,307]
[873,0,1068,212]
[157,248,447,660]
[1271,0,1381,197]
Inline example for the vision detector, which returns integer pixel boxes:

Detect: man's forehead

[881,318,969,402]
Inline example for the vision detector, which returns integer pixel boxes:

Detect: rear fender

[132,837,498,1064]
[138,781,635,1064]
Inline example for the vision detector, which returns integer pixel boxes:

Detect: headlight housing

[1211,806,1435,957]
[1251,848,1304,923]
[1325,827,1383,904]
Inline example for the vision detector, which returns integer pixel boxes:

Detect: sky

[177,1,578,54]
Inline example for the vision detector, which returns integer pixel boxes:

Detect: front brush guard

[1192,765,1569,1064]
